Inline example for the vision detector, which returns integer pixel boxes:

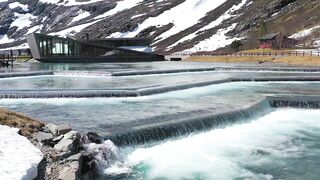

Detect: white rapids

[101,109,320,179]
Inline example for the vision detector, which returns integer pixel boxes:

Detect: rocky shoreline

[0,108,109,180]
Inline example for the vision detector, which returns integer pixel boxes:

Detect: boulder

[36,131,53,144]
[54,139,74,152]
[53,135,64,143]
[87,132,104,144]
[81,152,99,176]
[46,123,58,135]
[58,153,82,180]
[54,131,80,153]
[63,131,79,140]
[57,124,72,135]
[58,164,80,180]
[41,126,51,133]
[67,153,82,161]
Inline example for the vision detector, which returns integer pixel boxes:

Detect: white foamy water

[103,109,320,179]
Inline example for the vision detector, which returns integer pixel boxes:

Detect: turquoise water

[98,109,320,179]
[0,72,228,90]
[1,82,320,135]
[1,64,320,179]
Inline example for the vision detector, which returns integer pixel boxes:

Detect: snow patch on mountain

[95,0,144,19]
[167,0,249,50]
[290,25,320,39]
[49,20,99,37]
[108,0,228,41]
[8,2,29,11]
[10,13,35,31]
[0,35,14,44]
[131,13,147,19]
[27,24,43,34]
[39,0,105,6]
[187,23,239,52]
[70,11,91,24]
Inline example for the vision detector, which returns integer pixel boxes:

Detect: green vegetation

[259,19,267,37]
[230,40,243,52]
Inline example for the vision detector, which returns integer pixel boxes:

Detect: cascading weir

[105,98,272,146]
[104,95,320,146]
[2,69,320,147]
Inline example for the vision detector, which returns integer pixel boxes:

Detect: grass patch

[276,56,320,66]
[187,56,275,63]
[239,48,293,53]
[186,56,320,66]
[16,55,32,62]
[0,108,44,137]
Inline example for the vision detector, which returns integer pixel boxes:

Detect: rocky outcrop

[0,108,117,180]
[32,122,115,180]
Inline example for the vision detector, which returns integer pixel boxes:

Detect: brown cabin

[259,32,298,49]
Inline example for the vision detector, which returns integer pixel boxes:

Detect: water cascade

[55,71,112,77]
[107,98,272,146]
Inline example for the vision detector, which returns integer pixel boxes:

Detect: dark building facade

[259,32,298,49]
[27,33,164,63]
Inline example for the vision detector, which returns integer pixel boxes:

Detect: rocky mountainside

[0,0,319,53]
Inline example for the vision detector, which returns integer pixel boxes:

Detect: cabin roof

[259,32,280,40]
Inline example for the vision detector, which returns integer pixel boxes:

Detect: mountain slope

[0,0,319,53]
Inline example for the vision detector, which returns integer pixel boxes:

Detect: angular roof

[259,32,280,40]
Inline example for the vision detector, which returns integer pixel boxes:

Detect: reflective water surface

[1,82,320,134]
[2,62,320,179]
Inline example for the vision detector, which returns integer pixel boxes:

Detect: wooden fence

[191,50,320,57]
[164,50,320,57]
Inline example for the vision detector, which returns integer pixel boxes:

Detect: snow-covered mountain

[0,0,319,53]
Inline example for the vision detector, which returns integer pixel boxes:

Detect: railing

[0,54,16,68]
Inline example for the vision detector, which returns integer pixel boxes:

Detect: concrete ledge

[137,78,230,96]
[0,90,139,99]
[232,76,320,82]
[111,68,216,76]
[268,95,320,108]
[0,71,54,78]
[112,67,320,77]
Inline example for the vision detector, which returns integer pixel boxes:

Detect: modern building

[259,32,298,49]
[26,33,165,63]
